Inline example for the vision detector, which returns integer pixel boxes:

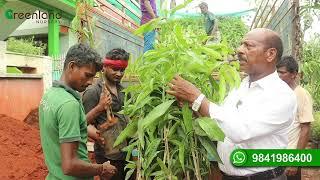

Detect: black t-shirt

[82,78,128,160]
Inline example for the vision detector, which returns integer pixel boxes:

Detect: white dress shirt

[209,71,297,176]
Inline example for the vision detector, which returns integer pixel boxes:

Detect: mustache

[237,54,247,62]
[226,54,247,63]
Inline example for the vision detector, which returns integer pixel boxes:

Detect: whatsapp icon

[231,149,247,166]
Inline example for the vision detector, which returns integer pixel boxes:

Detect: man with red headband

[82,48,130,180]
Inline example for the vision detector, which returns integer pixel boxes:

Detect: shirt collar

[97,78,104,88]
[97,78,123,90]
[52,81,81,101]
[246,70,279,89]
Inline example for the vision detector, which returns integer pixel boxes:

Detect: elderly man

[167,28,297,180]
[277,55,314,180]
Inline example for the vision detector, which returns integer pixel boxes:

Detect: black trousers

[287,167,301,180]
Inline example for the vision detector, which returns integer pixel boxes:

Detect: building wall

[59,30,77,56]
[0,41,51,120]
[94,12,143,61]
[0,41,6,73]
[3,52,53,90]
[0,41,53,90]
[0,77,43,121]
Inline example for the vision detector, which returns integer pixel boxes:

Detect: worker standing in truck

[140,0,158,52]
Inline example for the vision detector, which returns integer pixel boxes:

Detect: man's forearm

[87,124,99,140]
[61,142,103,177]
[198,98,211,117]
[144,0,156,19]
[86,106,104,124]
[296,124,311,149]
[64,159,103,177]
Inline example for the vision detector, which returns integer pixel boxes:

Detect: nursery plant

[114,3,241,180]
[72,0,241,178]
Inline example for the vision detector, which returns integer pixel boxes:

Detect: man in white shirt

[167,28,297,180]
[277,55,314,180]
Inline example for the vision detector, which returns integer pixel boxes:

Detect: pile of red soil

[0,114,47,179]
[24,108,39,130]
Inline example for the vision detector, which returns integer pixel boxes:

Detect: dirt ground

[0,114,47,179]
[0,111,100,180]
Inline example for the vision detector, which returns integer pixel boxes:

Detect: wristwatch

[192,94,205,112]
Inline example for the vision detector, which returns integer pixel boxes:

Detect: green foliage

[301,34,320,111]
[311,112,320,141]
[197,117,225,141]
[71,0,96,47]
[6,67,22,74]
[6,37,46,56]
[300,0,320,32]
[115,12,241,180]
[218,17,249,50]
[154,16,248,52]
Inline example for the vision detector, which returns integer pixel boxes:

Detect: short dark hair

[276,55,299,73]
[265,34,283,62]
[64,43,102,71]
[105,48,130,61]
[199,2,208,7]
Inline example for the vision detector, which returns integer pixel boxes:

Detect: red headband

[103,58,128,69]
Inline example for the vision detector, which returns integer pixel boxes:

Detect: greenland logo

[5,9,13,19]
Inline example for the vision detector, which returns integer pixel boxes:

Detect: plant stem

[163,127,172,180]
[194,138,202,179]
[136,145,142,180]
[191,137,202,180]
[186,171,190,180]
[162,85,166,102]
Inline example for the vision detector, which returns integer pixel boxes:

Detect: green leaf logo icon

[5,9,13,19]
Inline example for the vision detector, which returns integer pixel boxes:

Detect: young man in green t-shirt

[39,43,117,180]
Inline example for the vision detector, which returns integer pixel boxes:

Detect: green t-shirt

[39,81,92,180]
[204,12,217,35]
